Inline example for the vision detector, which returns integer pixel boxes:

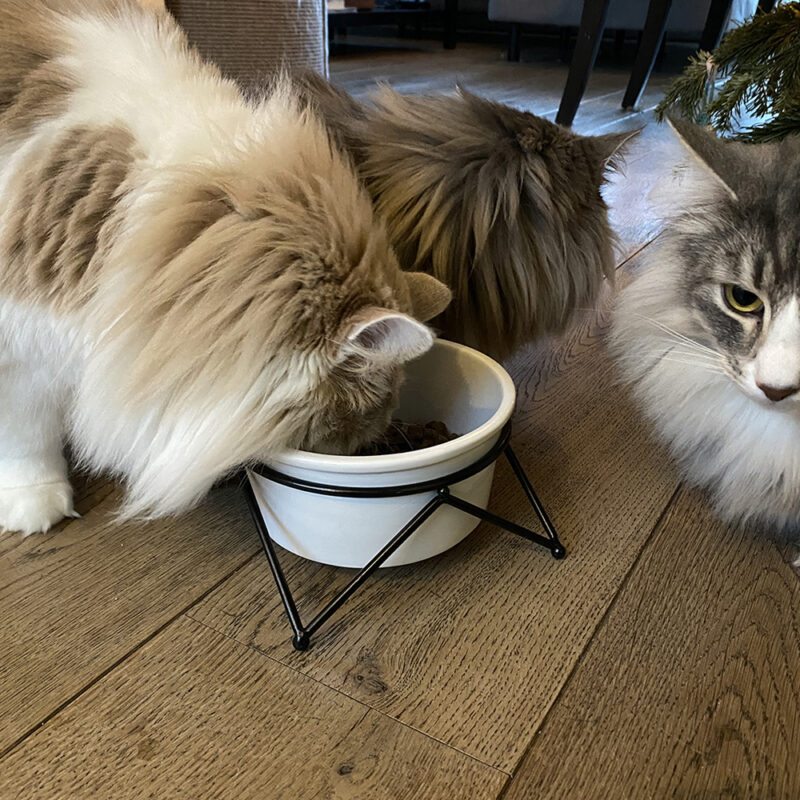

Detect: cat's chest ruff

[647,356,800,500]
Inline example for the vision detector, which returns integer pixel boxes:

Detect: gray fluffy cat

[292,71,636,359]
[612,118,800,534]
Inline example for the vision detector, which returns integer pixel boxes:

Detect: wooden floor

[2,43,798,800]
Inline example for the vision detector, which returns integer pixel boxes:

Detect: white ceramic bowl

[247,339,516,568]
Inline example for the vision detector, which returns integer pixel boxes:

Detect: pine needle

[656,2,800,141]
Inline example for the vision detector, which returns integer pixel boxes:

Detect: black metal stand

[243,422,565,651]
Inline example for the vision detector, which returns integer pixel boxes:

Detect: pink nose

[757,383,800,402]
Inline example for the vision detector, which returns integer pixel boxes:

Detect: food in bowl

[248,339,516,568]
[354,419,459,456]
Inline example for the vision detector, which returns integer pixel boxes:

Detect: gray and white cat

[611,118,800,534]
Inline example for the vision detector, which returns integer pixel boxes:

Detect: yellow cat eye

[724,284,764,315]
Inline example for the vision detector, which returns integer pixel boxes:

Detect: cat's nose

[757,382,800,402]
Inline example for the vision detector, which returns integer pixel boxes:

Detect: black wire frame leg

[243,425,565,651]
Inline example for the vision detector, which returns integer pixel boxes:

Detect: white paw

[0,481,78,535]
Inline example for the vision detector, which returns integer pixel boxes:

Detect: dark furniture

[555,0,612,125]
[328,0,459,50]
[557,0,741,125]
[168,0,327,83]
[620,0,739,111]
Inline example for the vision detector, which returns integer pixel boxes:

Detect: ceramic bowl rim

[267,339,516,475]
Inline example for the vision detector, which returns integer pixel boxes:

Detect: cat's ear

[590,128,641,170]
[404,272,452,322]
[665,115,739,201]
[340,307,435,364]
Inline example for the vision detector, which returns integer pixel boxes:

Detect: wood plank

[503,488,800,800]
[334,55,580,115]
[187,278,681,772]
[330,41,674,121]
[0,616,508,800]
[0,483,258,755]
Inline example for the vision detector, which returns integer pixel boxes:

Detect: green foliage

[656,2,800,141]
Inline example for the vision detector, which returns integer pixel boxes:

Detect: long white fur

[0,5,440,533]
[0,298,79,532]
[613,161,800,531]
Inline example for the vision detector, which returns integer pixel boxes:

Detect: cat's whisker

[658,359,727,372]
[616,355,727,373]
[631,313,718,355]
[656,329,718,355]
[664,350,724,363]
[613,350,729,376]
[388,421,413,449]
[613,347,723,364]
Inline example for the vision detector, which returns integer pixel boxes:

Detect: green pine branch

[736,103,800,141]
[656,2,800,141]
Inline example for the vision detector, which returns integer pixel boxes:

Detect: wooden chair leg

[556,0,611,127]
[508,22,521,62]
[699,0,734,52]
[655,30,667,68]
[621,0,674,110]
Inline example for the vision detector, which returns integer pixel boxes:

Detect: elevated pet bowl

[249,340,517,567]
[244,339,565,650]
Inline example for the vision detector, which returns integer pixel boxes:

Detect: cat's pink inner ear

[342,308,434,364]
[404,272,452,322]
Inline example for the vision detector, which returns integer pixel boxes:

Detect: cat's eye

[723,284,764,315]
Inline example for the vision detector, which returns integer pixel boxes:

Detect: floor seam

[186,614,514,779]
[495,483,683,799]
[0,548,261,761]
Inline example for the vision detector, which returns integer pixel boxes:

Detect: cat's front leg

[0,359,76,535]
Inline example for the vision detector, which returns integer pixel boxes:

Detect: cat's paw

[0,481,78,535]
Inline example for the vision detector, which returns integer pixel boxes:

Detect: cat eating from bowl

[0,0,451,534]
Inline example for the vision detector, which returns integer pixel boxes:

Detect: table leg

[556,0,612,127]
[622,0,674,110]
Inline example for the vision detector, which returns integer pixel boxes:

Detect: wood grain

[0,483,258,755]
[2,43,755,800]
[503,488,800,800]
[188,284,680,772]
[0,616,507,800]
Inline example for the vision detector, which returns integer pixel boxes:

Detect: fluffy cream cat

[0,0,451,534]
